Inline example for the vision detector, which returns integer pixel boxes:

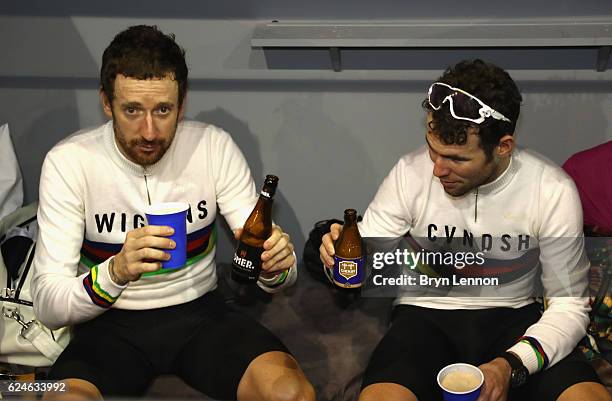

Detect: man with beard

[31,25,314,401]
[320,60,610,401]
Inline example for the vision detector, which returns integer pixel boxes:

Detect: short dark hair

[100,25,188,107]
[423,59,522,159]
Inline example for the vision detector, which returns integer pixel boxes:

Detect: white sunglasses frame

[428,82,511,124]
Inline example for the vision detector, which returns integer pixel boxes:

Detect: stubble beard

[113,120,178,167]
[444,161,498,197]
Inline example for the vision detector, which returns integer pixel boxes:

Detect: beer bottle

[333,209,365,288]
[231,175,279,283]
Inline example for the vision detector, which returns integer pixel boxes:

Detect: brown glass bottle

[333,209,365,288]
[231,175,278,283]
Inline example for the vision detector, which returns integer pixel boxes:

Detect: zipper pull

[143,170,152,206]
[474,188,479,223]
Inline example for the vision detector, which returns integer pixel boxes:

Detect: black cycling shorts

[48,290,289,399]
[361,303,601,401]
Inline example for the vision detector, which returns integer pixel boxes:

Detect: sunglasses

[427,82,511,124]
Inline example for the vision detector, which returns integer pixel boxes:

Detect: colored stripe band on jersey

[82,265,117,308]
[79,221,216,276]
[404,235,540,284]
[260,269,289,288]
[518,336,549,371]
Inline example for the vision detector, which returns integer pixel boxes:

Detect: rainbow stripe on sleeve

[517,336,550,371]
[80,221,216,306]
[82,265,118,308]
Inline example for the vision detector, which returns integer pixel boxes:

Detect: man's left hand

[476,357,512,401]
[234,225,295,277]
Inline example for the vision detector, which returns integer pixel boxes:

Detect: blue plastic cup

[144,202,189,269]
[437,363,484,401]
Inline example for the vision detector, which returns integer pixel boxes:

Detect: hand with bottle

[319,223,343,268]
[231,175,296,285]
[319,209,365,288]
[233,224,295,278]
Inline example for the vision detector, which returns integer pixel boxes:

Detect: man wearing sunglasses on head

[320,59,610,401]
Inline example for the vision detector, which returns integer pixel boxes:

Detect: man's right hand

[476,358,512,401]
[319,223,343,268]
[110,225,176,285]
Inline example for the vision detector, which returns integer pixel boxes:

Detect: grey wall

[2,2,612,398]
[1,0,611,19]
[2,1,612,277]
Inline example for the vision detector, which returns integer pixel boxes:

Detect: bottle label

[333,255,365,288]
[232,242,263,282]
[261,190,271,198]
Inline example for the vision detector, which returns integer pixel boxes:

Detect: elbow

[32,292,65,331]
[32,302,62,331]
[31,276,69,331]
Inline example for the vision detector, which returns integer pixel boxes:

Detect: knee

[267,375,315,401]
[238,351,316,401]
[359,383,419,401]
[556,381,612,401]
[42,379,103,401]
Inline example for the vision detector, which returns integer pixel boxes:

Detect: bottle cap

[265,175,279,185]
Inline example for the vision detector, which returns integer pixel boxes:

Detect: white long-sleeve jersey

[360,146,590,375]
[32,120,296,330]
